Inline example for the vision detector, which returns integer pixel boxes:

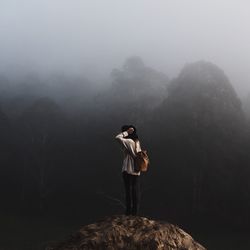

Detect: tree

[18,97,65,211]
[152,61,249,221]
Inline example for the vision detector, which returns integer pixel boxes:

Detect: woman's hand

[127,127,134,134]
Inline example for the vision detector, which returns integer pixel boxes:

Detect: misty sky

[0,0,250,97]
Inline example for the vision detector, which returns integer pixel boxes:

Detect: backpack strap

[128,140,137,159]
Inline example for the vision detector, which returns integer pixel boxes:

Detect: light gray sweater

[115,131,141,176]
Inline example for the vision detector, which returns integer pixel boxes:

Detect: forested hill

[0,58,250,229]
[150,61,250,225]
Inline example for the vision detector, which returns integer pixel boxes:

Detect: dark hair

[121,124,139,141]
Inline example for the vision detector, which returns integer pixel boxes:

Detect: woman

[115,125,142,215]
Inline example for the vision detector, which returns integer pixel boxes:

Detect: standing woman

[115,125,141,215]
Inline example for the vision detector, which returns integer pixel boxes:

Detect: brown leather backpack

[134,141,150,172]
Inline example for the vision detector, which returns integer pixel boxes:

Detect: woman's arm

[115,131,130,150]
[115,128,135,155]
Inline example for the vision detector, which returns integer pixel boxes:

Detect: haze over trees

[1,57,250,230]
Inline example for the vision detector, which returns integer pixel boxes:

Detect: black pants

[122,171,140,216]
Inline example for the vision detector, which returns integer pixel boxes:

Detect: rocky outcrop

[47,215,206,250]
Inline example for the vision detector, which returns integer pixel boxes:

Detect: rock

[47,215,206,250]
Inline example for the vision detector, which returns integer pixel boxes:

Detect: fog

[1,0,250,97]
[2,1,250,249]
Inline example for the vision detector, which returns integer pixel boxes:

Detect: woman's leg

[131,175,140,215]
[122,172,132,215]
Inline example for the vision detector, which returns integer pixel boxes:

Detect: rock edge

[47,215,206,250]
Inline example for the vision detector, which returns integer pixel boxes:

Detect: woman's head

[121,124,139,141]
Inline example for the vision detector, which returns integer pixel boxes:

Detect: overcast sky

[0,0,249,97]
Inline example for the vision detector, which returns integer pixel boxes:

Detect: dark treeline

[1,57,250,229]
